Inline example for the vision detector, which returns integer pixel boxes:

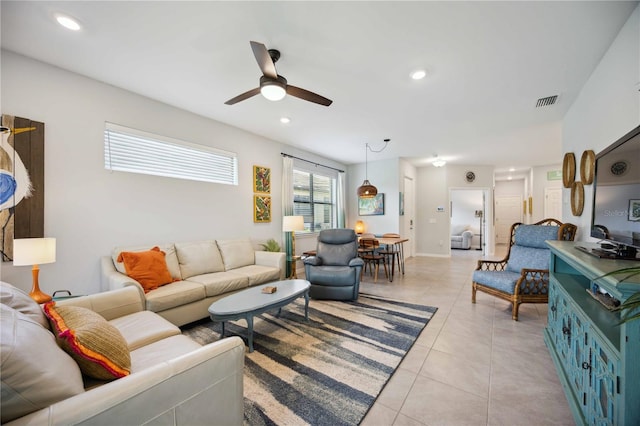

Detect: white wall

[531,164,563,222]
[348,157,400,235]
[0,51,345,294]
[451,190,483,231]
[415,164,494,256]
[563,5,640,241]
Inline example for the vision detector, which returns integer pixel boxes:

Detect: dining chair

[377,233,402,280]
[359,238,388,282]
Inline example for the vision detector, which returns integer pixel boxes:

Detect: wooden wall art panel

[0,115,45,261]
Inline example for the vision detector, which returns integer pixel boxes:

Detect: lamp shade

[357,180,378,198]
[282,216,304,232]
[354,220,365,234]
[13,238,56,265]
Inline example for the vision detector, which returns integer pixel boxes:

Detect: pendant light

[357,143,377,198]
[357,139,390,198]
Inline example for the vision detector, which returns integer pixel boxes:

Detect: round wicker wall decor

[571,181,584,216]
[580,150,595,184]
[562,152,576,188]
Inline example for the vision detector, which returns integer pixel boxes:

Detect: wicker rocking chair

[471,218,577,320]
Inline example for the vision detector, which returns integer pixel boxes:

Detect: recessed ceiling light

[509,167,515,172]
[280,117,291,124]
[411,70,426,80]
[55,14,81,31]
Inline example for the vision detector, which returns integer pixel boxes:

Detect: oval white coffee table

[208,279,310,352]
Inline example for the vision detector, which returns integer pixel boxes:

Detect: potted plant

[260,238,281,252]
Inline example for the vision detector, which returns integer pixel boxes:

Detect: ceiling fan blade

[224,87,261,105]
[286,85,333,106]
[250,41,278,80]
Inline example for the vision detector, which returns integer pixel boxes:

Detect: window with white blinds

[104,122,238,185]
[293,168,336,232]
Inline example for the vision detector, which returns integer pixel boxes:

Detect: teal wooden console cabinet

[544,241,640,426]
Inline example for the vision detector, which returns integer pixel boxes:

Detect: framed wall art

[253,165,271,194]
[629,199,640,221]
[358,193,384,216]
[253,195,271,223]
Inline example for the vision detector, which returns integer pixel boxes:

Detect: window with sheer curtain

[293,168,336,232]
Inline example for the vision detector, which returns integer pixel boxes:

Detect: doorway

[544,187,562,219]
[495,196,523,244]
[450,189,487,254]
[402,176,415,258]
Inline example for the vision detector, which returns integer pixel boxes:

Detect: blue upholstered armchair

[472,218,577,320]
[303,229,364,300]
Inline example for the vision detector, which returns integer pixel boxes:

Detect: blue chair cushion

[472,270,522,294]
[514,225,559,248]
[506,246,550,273]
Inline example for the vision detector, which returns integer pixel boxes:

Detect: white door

[544,187,562,220]
[403,176,415,257]
[495,196,522,244]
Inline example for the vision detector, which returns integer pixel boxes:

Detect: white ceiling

[1,1,637,176]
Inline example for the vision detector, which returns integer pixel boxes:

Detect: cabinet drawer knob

[582,362,591,371]
[562,326,571,336]
[550,305,557,312]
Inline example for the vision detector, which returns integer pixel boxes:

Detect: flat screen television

[590,124,640,259]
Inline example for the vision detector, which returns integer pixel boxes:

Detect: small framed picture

[253,165,271,194]
[629,199,640,221]
[254,195,271,223]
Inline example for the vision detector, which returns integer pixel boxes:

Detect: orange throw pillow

[117,246,173,293]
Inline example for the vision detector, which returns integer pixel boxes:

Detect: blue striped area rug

[182,295,437,426]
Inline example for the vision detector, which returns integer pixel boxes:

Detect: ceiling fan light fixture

[260,76,287,101]
[261,84,286,101]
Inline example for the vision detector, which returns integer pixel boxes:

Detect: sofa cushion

[187,271,249,297]
[175,240,225,279]
[44,303,131,380]
[0,305,84,423]
[130,335,202,373]
[232,265,282,286]
[217,238,255,270]
[144,280,206,313]
[117,247,174,293]
[0,281,49,329]
[109,310,181,351]
[112,243,182,281]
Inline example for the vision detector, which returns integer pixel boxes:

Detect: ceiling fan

[224,41,332,107]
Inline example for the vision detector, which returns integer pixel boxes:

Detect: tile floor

[357,247,575,426]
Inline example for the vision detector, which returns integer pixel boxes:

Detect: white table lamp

[13,237,56,303]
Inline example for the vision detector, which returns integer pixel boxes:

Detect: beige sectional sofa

[101,238,286,326]
[1,283,244,425]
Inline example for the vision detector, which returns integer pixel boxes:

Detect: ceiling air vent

[536,95,558,108]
